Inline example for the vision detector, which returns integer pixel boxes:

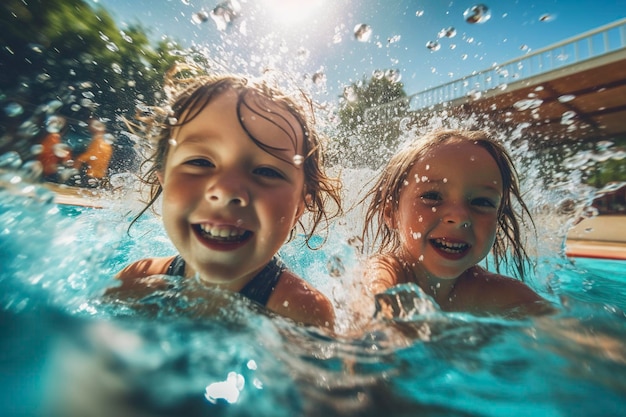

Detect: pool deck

[43,182,105,208]
[565,215,626,260]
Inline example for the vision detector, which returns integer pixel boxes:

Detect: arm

[106,256,176,298]
[268,270,335,330]
[463,268,555,317]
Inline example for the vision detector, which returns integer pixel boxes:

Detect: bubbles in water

[192,10,210,24]
[416,10,424,17]
[372,69,384,79]
[463,4,491,24]
[426,40,441,52]
[354,23,372,42]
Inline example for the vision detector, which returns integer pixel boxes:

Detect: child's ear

[292,193,311,226]
[383,199,395,228]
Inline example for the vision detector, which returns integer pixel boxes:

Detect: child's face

[158,90,306,288]
[389,140,503,280]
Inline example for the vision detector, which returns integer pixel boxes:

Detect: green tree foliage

[0,0,181,160]
[332,73,409,169]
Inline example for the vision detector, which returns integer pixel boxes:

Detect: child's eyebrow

[419,177,502,193]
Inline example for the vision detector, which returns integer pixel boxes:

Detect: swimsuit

[166,255,285,307]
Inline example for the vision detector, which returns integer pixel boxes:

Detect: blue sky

[94,0,625,102]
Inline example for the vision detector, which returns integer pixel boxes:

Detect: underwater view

[2,1,626,416]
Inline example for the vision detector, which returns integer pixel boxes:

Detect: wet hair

[361,129,534,280]
[130,64,342,247]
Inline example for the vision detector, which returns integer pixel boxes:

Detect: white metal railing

[365,18,626,121]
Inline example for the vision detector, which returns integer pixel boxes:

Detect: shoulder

[363,254,404,295]
[108,256,177,298]
[267,269,335,330]
[459,266,552,316]
[115,256,176,280]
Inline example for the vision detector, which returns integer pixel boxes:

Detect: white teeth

[433,238,468,252]
[199,224,245,238]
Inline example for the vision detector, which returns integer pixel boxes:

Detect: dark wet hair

[361,129,534,280]
[130,64,342,247]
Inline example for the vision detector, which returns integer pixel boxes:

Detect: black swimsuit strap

[165,255,285,307]
[239,256,285,307]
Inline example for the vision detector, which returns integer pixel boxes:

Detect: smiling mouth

[193,224,252,243]
[430,238,470,254]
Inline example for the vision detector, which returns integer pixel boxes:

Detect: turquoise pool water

[1,187,625,417]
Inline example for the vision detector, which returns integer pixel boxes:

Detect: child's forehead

[237,90,306,155]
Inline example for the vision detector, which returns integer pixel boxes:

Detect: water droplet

[192,10,210,24]
[426,40,441,51]
[387,35,401,44]
[438,26,457,38]
[513,98,543,111]
[105,42,118,52]
[52,143,71,159]
[111,63,123,74]
[539,13,555,22]
[45,115,65,133]
[4,102,23,117]
[558,94,575,103]
[464,4,491,24]
[0,151,23,169]
[211,1,240,31]
[560,110,576,125]
[343,86,358,102]
[461,54,468,60]
[292,155,304,166]
[385,69,401,83]
[311,70,326,86]
[354,23,372,42]
[415,10,424,17]
[326,255,345,277]
[168,138,177,146]
[411,232,422,239]
[467,90,482,100]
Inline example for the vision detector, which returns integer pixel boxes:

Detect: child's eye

[472,197,497,208]
[254,166,284,179]
[420,191,442,203]
[185,158,214,167]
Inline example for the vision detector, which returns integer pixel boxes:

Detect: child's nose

[206,176,249,207]
[442,203,471,227]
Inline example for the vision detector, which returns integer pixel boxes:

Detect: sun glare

[261,0,328,25]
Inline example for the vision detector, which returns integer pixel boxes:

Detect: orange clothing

[38,133,71,176]
[74,134,113,179]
